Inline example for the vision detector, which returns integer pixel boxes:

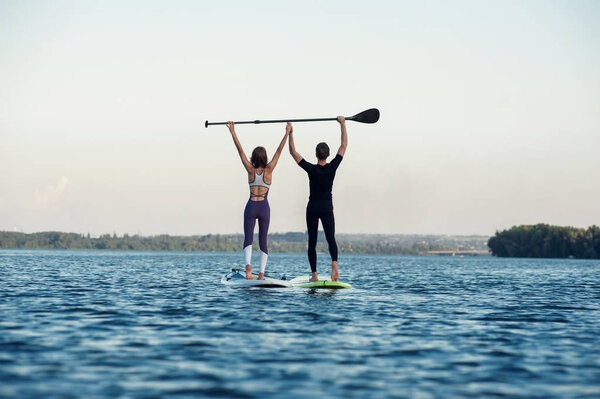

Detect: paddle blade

[347,108,380,124]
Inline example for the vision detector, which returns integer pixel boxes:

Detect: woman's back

[248,167,271,201]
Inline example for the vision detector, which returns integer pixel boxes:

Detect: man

[288,117,347,282]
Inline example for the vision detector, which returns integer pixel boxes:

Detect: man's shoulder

[329,153,343,168]
[298,158,313,170]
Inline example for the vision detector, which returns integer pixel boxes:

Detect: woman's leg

[257,201,270,279]
[243,202,256,279]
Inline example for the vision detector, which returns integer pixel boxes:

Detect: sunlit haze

[1,0,599,236]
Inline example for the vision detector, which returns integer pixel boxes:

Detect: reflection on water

[1,250,599,398]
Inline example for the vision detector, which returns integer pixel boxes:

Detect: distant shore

[488,224,600,259]
[0,231,489,255]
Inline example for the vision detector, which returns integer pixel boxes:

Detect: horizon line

[1,230,492,238]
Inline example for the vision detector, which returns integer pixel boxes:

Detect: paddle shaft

[206,117,339,128]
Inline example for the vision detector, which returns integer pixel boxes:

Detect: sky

[1,0,599,236]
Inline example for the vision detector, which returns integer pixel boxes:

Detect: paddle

[205,108,379,128]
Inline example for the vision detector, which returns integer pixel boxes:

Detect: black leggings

[306,200,338,273]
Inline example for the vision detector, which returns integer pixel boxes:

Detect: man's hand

[337,116,347,156]
[226,121,235,134]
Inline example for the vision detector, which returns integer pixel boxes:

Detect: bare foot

[309,272,319,282]
[331,261,339,281]
[257,272,264,280]
[245,265,252,280]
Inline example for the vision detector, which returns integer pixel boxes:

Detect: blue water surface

[1,250,599,398]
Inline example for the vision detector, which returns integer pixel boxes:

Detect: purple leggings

[243,199,270,254]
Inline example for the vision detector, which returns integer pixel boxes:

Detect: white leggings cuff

[260,251,268,273]
[244,245,252,266]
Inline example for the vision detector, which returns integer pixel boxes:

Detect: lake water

[1,250,599,398]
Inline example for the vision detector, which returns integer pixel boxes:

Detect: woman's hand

[286,122,293,135]
[337,116,345,125]
[226,121,235,134]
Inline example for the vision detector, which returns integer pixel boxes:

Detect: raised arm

[266,123,291,171]
[337,116,348,156]
[227,121,253,173]
[288,124,303,163]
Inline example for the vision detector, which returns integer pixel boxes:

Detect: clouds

[29,176,70,211]
[0,176,72,233]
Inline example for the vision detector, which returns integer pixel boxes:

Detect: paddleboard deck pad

[221,269,291,288]
[289,275,352,289]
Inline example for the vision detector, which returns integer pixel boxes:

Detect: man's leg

[321,210,338,281]
[306,204,319,281]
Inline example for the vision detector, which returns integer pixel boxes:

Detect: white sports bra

[249,169,270,199]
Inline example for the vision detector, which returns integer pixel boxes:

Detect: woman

[227,121,291,280]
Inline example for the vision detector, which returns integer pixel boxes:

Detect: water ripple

[1,250,599,398]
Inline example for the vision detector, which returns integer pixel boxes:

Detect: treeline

[0,231,487,255]
[0,231,246,252]
[487,224,600,259]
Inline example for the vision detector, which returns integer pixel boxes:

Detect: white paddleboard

[221,270,291,288]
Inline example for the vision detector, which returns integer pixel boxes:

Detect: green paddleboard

[289,275,352,289]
